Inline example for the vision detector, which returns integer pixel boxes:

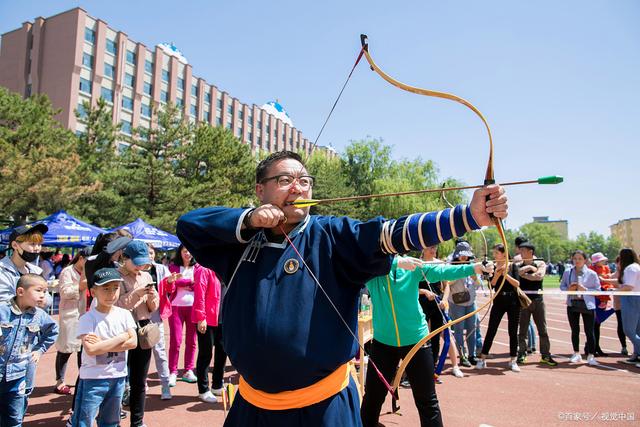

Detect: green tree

[121,103,192,232]
[0,88,96,224]
[71,98,127,227]
[179,124,255,210]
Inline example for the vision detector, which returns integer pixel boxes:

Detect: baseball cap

[9,223,48,243]
[518,241,536,252]
[93,268,124,286]
[106,236,132,254]
[123,240,151,266]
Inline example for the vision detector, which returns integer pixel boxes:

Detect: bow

[358,34,510,397]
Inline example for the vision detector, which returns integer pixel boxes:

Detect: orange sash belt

[238,363,350,410]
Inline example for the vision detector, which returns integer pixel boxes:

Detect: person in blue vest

[176,150,508,427]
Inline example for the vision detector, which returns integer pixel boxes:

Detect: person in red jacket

[192,264,228,403]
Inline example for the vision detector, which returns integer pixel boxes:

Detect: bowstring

[278,224,395,398]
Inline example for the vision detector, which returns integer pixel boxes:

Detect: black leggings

[481,296,520,357]
[567,306,595,354]
[420,297,444,364]
[128,325,152,427]
[55,351,81,383]
[360,339,442,427]
[196,325,228,394]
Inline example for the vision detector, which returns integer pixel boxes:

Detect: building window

[160,90,168,102]
[238,109,244,120]
[227,105,233,115]
[204,111,210,122]
[257,120,262,129]
[117,143,128,153]
[204,92,211,104]
[84,28,95,44]
[162,69,169,82]
[144,60,153,74]
[106,38,117,55]
[143,82,152,96]
[216,116,222,126]
[126,50,136,64]
[124,73,135,88]
[122,96,134,111]
[104,63,115,78]
[121,120,132,135]
[101,87,113,102]
[217,98,223,109]
[176,98,183,108]
[82,53,94,69]
[79,77,92,94]
[141,103,152,118]
[177,77,185,90]
[266,124,271,134]
[190,104,197,116]
[77,103,87,119]
[248,131,253,142]
[191,85,198,97]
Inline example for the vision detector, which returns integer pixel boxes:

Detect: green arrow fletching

[537,175,563,185]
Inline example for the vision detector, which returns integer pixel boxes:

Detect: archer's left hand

[470,184,508,226]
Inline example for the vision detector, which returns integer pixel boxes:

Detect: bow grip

[483,178,496,220]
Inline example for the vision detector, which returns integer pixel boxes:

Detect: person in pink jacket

[159,244,197,386]
[192,264,228,403]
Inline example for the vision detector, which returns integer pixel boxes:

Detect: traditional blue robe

[177,204,479,426]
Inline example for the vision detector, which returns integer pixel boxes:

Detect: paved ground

[24,293,639,426]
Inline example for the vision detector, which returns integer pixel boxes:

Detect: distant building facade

[533,216,569,240]
[610,218,640,255]
[0,7,332,156]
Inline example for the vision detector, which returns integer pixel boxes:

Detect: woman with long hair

[54,248,89,394]
[476,244,522,372]
[559,250,601,366]
[117,240,159,427]
[611,248,640,366]
[162,244,198,385]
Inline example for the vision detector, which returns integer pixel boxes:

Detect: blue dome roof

[261,101,293,126]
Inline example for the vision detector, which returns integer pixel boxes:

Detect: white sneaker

[168,373,177,387]
[569,353,582,363]
[198,390,218,403]
[182,370,197,383]
[587,354,599,366]
[452,366,464,378]
[510,361,521,372]
[161,383,172,400]
[211,387,224,396]
[475,359,486,370]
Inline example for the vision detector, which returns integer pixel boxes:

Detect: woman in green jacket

[360,255,492,427]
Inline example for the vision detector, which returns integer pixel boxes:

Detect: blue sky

[1,1,638,238]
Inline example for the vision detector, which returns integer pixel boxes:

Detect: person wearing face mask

[177,150,509,427]
[0,224,50,305]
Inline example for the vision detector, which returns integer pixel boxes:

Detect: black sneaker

[621,355,640,365]
[621,347,629,356]
[400,379,411,388]
[540,355,558,366]
[120,409,127,419]
[516,352,527,364]
[460,355,472,368]
[468,356,478,366]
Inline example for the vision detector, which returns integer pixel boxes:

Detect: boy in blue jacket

[0,273,58,426]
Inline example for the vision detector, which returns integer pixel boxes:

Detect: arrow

[288,175,563,208]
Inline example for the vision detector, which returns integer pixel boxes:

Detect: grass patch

[543,275,561,288]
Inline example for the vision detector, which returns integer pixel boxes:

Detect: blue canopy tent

[0,210,107,248]
[111,218,180,250]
